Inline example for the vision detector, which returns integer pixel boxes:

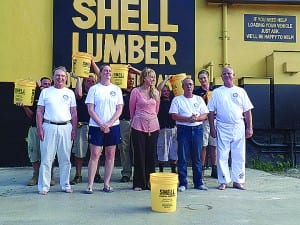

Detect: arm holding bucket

[128,64,141,75]
[91,58,100,76]
[71,73,83,99]
[157,75,172,93]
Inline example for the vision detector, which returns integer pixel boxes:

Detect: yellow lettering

[159,36,176,65]
[121,0,139,31]
[103,34,126,63]
[90,33,103,61]
[145,35,158,64]
[97,0,119,30]
[86,33,100,59]
[160,0,178,32]
[72,32,80,53]
[141,0,158,31]
[72,0,96,29]
[128,35,144,63]
[72,33,177,65]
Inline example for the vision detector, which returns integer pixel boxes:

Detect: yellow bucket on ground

[72,52,92,78]
[169,73,186,96]
[110,64,128,89]
[14,79,36,106]
[150,172,178,213]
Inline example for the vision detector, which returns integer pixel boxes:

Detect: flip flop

[102,187,113,193]
[85,187,93,194]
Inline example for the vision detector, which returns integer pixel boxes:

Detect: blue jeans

[177,125,203,188]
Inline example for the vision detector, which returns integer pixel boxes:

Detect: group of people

[18,63,253,194]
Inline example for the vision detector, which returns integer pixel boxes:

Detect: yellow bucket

[150,173,178,213]
[14,79,36,106]
[169,73,186,96]
[110,64,128,89]
[72,52,92,78]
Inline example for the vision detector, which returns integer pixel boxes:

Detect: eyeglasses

[184,83,194,86]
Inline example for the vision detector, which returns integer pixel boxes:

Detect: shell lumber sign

[53,0,195,77]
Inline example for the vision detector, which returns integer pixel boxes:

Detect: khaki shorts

[72,124,89,158]
[27,126,41,162]
[202,120,216,147]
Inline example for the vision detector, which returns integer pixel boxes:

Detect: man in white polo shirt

[36,66,77,195]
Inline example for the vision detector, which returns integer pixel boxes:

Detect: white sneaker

[178,186,186,192]
[197,184,208,191]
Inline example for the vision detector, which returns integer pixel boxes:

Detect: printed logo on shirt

[232,92,243,106]
[193,102,199,109]
[63,95,70,102]
[110,91,116,97]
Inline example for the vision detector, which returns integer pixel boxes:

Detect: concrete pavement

[0,167,300,225]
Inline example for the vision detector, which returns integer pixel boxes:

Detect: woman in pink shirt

[129,68,160,191]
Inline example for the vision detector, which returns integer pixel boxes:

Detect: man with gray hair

[36,66,77,195]
[169,77,209,192]
[208,66,253,190]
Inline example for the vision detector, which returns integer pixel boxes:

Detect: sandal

[133,187,142,191]
[85,187,93,194]
[102,186,113,193]
[233,182,246,190]
[218,183,226,190]
[63,188,73,193]
[39,190,48,195]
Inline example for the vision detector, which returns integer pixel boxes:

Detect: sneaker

[196,184,208,191]
[50,177,56,186]
[120,176,130,182]
[178,186,186,192]
[70,175,82,185]
[94,174,104,183]
[27,175,38,186]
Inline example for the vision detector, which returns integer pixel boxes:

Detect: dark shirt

[193,85,214,105]
[77,93,90,123]
[158,98,176,129]
[119,89,131,120]
[30,88,41,127]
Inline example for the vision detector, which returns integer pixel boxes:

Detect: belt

[43,119,71,125]
[78,122,89,128]
[79,122,89,125]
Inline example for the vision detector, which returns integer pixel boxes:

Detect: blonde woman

[129,68,160,191]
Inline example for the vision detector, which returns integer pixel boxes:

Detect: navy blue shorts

[89,125,121,147]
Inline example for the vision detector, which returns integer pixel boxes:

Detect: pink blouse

[129,88,160,133]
